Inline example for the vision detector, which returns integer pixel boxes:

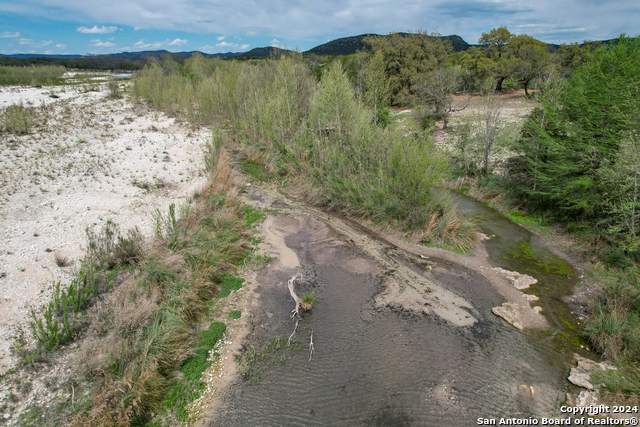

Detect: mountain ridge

[0,34,615,62]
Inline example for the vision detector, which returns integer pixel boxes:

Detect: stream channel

[210,192,591,426]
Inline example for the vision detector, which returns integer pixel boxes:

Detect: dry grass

[54,251,70,267]
[62,156,253,426]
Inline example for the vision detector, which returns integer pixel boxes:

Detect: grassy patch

[243,205,267,228]
[237,334,304,387]
[242,159,271,182]
[506,209,550,232]
[163,321,226,421]
[217,274,245,298]
[0,65,66,86]
[228,310,242,319]
[2,102,36,135]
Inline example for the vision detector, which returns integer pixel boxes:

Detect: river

[207,191,588,426]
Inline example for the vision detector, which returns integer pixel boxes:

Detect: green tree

[508,35,550,96]
[362,50,391,124]
[364,31,452,105]
[513,35,640,225]
[309,61,358,139]
[553,41,600,77]
[479,27,515,91]
[455,46,493,91]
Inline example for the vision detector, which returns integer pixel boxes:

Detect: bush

[3,102,35,134]
[107,78,121,99]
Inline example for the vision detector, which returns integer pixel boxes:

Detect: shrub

[2,102,35,135]
[107,78,121,98]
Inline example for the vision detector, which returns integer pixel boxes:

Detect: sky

[0,0,638,56]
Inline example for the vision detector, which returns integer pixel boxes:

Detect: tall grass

[133,55,478,250]
[0,65,66,86]
[584,266,640,399]
[66,177,253,426]
[2,101,36,134]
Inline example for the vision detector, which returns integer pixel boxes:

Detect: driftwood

[287,319,298,347]
[287,273,312,318]
[308,329,315,361]
[287,273,316,360]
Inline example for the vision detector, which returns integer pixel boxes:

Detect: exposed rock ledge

[493,267,538,290]
[568,354,617,390]
[492,302,543,330]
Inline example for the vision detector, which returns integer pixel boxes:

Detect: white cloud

[76,25,119,34]
[133,38,189,50]
[198,42,251,53]
[3,0,637,48]
[168,38,188,46]
[0,32,20,38]
[270,39,283,48]
[90,39,116,48]
[56,44,67,49]
[217,35,225,41]
[19,38,33,45]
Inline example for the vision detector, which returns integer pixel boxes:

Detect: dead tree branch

[309,329,315,362]
[288,272,304,318]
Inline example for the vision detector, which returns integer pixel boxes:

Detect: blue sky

[1,0,638,55]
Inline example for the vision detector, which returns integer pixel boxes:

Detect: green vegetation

[508,35,640,255]
[19,170,267,425]
[217,274,245,298]
[242,159,272,182]
[452,34,640,402]
[2,101,36,134]
[237,334,303,386]
[584,267,640,397]
[0,64,66,86]
[228,310,242,319]
[133,53,478,250]
[163,322,226,421]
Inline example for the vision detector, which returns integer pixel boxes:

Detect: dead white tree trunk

[287,272,312,318]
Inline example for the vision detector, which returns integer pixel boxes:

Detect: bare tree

[413,66,469,129]
[479,90,503,175]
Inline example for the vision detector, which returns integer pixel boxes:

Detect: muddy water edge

[206,189,590,426]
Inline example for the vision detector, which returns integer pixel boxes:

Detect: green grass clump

[244,205,266,228]
[164,322,226,420]
[584,266,640,399]
[217,274,244,298]
[2,101,36,135]
[228,310,242,319]
[242,159,271,181]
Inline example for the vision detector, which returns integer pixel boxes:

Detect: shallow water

[452,194,584,339]
[210,200,584,426]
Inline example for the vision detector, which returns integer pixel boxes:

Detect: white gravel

[0,77,210,374]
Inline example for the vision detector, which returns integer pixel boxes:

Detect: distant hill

[0,35,616,68]
[3,53,82,59]
[305,33,471,56]
[238,47,292,58]
[305,34,377,56]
